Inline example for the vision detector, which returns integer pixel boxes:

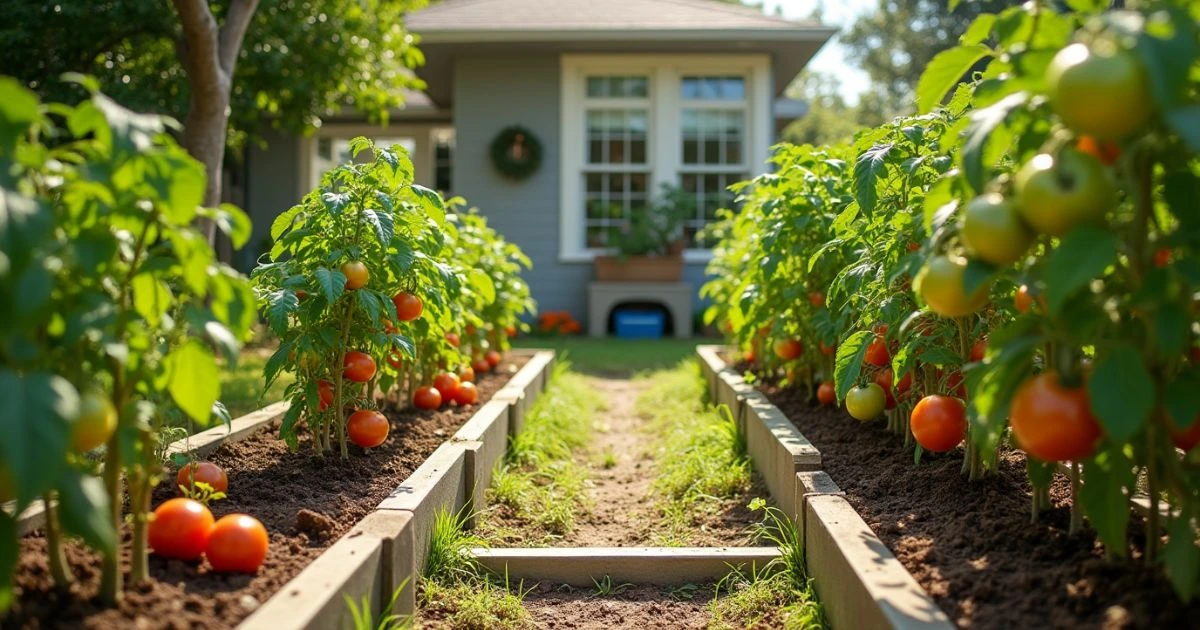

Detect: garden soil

[4,354,529,630]
[520,583,716,629]
[763,383,1200,629]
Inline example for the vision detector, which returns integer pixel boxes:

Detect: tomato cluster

[704,1,1200,600]
[251,139,534,458]
[148,498,268,574]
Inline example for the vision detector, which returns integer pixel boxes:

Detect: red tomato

[149,498,213,560]
[382,319,396,334]
[485,350,502,367]
[295,289,308,300]
[809,292,825,308]
[969,338,987,363]
[386,352,403,370]
[433,372,461,401]
[176,462,228,495]
[743,350,756,364]
[945,371,966,398]
[472,357,492,374]
[1075,135,1121,165]
[458,366,476,383]
[907,241,921,252]
[773,339,804,361]
[343,351,376,383]
[864,336,890,367]
[317,379,334,411]
[342,261,369,290]
[1015,284,1044,314]
[818,341,835,356]
[505,325,518,338]
[895,371,913,394]
[817,381,836,406]
[393,292,423,322]
[910,395,967,453]
[413,386,443,410]
[454,381,479,406]
[1009,372,1101,462]
[446,332,460,348]
[1172,419,1200,452]
[206,514,269,574]
[1154,247,1171,268]
[347,410,389,448]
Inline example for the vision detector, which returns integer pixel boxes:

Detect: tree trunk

[181,79,228,243]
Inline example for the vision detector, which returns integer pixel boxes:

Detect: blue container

[614,309,665,339]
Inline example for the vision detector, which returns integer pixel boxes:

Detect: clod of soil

[4,355,529,630]
[294,509,337,541]
[762,383,1200,629]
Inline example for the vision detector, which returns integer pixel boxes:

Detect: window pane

[586,172,604,193]
[586,196,606,219]
[627,77,648,98]
[608,174,626,194]
[587,111,604,132]
[631,139,646,164]
[629,172,647,194]
[682,139,699,164]
[586,77,608,98]
[587,226,607,247]
[724,111,744,136]
[704,139,721,164]
[681,75,745,101]
[722,77,745,100]
[628,110,648,134]
[586,75,648,99]
[724,139,742,164]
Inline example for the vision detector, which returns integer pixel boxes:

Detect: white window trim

[559,54,772,264]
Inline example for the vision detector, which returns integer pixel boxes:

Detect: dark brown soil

[521,582,716,629]
[3,355,530,630]
[763,384,1200,629]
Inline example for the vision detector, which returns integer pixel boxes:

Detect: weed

[666,582,700,601]
[346,578,412,630]
[600,448,618,469]
[591,575,634,597]
[425,506,485,583]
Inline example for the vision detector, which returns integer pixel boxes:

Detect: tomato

[206,514,269,574]
[1076,135,1120,165]
[295,289,308,300]
[505,325,518,338]
[176,462,228,494]
[148,498,214,560]
[1014,149,1115,237]
[73,389,117,452]
[1154,247,1171,268]
[895,371,913,394]
[347,409,389,448]
[945,371,967,398]
[473,357,492,373]
[1009,372,1101,462]
[960,193,1032,267]
[874,370,898,410]
[1047,42,1152,140]
[317,379,334,411]
[915,254,990,318]
[382,319,396,334]
[343,351,376,383]
[1015,285,1035,313]
[393,292,423,322]
[907,241,920,252]
[386,352,403,370]
[485,350,502,367]
[454,381,479,406]
[910,395,966,453]
[413,386,443,410]
[846,383,886,421]
[873,324,889,336]
[864,336,890,367]
[817,381,836,406]
[446,332,460,348]
[1171,416,1200,452]
[818,341,835,356]
[457,366,476,383]
[773,339,804,361]
[341,261,369,290]
[969,338,987,363]
[809,291,825,308]
[433,372,461,400]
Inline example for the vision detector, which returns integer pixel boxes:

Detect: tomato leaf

[56,469,116,556]
[961,92,1027,193]
[468,268,496,304]
[1165,513,1200,602]
[165,340,220,425]
[323,192,351,216]
[1162,374,1200,430]
[1165,105,1200,154]
[314,267,347,305]
[361,208,395,246]
[853,143,892,215]
[965,331,1038,452]
[1088,344,1154,442]
[1153,302,1189,361]
[411,184,446,224]
[1043,226,1118,316]
[264,290,298,335]
[960,14,996,46]
[0,371,75,507]
[834,330,872,401]
[278,400,303,450]
[1078,449,1135,558]
[0,512,14,614]
[132,273,173,326]
[916,44,991,114]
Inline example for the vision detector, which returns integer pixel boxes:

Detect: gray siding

[454,53,706,326]
[243,130,301,271]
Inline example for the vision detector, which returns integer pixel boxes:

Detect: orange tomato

[317,379,334,411]
[485,350,502,367]
[472,357,492,374]
[149,498,213,560]
[393,292,423,322]
[343,351,376,383]
[773,339,804,361]
[457,366,476,383]
[809,291,825,308]
[347,410,389,448]
[386,352,403,370]
[176,462,228,495]
[341,261,369,290]
[1009,372,1101,462]
[1075,135,1120,165]
[413,386,443,410]
[454,381,479,406]
[910,395,966,452]
[433,372,461,401]
[445,332,460,348]
[1154,247,1171,268]
[206,514,269,574]
[817,381,836,406]
[818,341,835,356]
[969,338,987,363]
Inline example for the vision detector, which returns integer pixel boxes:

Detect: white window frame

[559,54,772,263]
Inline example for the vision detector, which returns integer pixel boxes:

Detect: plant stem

[99,435,123,604]
[333,299,355,460]
[128,468,150,584]
[43,492,74,589]
[1145,431,1160,563]
[1069,461,1083,535]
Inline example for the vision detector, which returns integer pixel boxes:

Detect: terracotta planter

[593,254,684,282]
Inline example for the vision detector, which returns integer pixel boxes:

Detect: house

[241,0,834,333]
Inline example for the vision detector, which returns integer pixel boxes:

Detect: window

[433,128,454,195]
[560,56,769,262]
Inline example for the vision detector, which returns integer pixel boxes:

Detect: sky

[759,0,877,103]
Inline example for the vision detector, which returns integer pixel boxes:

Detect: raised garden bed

[5,350,556,630]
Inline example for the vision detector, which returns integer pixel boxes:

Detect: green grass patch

[218,346,293,418]
[636,360,752,546]
[478,363,603,545]
[511,337,701,375]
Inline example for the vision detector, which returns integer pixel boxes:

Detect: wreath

[489,125,542,181]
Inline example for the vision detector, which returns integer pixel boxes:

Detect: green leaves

[57,470,117,556]
[1043,226,1118,315]
[1079,449,1136,558]
[164,340,219,425]
[853,143,893,215]
[0,371,76,506]
[917,44,992,114]
[131,273,173,326]
[314,267,347,304]
[1087,345,1154,442]
[834,330,872,400]
[961,92,1026,193]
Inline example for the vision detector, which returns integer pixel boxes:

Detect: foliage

[488,125,543,181]
[704,0,1200,600]
[781,71,880,147]
[0,76,254,607]
[609,184,694,257]
[0,0,428,150]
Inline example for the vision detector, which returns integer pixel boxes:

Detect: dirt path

[560,376,657,546]
[522,583,715,629]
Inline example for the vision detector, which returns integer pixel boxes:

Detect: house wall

[453,53,710,329]
[243,129,302,271]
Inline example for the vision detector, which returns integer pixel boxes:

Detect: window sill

[558,249,713,264]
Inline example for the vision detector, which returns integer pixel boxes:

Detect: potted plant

[594,184,693,282]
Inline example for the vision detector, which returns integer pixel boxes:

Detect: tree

[0,0,426,237]
[781,71,882,147]
[841,0,1024,114]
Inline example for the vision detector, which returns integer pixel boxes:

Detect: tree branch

[218,0,260,75]
[171,0,222,90]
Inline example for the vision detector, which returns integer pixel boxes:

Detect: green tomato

[915,254,991,318]
[1047,42,1153,140]
[960,193,1033,266]
[1015,149,1115,237]
[73,389,118,453]
[846,383,886,421]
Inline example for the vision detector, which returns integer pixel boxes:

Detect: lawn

[511,336,705,375]
[219,346,294,418]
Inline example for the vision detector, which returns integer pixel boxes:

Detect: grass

[591,575,634,596]
[478,362,604,545]
[218,345,293,418]
[418,507,533,629]
[635,360,753,546]
[511,337,702,375]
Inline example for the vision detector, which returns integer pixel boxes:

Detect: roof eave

[415,27,838,45]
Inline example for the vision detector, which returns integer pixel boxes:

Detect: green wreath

[489,125,542,181]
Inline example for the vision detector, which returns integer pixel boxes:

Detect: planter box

[593,254,684,282]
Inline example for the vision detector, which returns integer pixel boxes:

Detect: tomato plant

[176,462,229,495]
